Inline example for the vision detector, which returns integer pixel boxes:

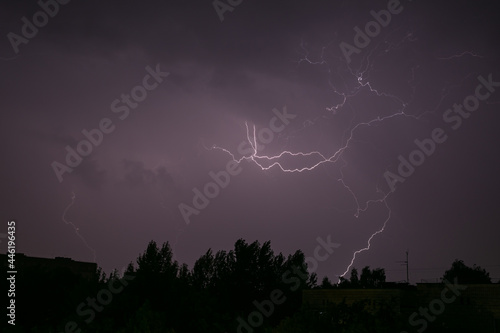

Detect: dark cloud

[1,0,499,284]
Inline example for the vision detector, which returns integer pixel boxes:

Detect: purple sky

[1,0,499,284]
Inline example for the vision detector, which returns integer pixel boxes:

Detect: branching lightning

[209,32,485,281]
[210,114,397,280]
[62,191,97,263]
[437,51,484,60]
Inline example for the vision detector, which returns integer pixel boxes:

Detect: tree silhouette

[320,276,334,288]
[360,266,386,288]
[349,267,360,288]
[10,239,496,333]
[338,266,385,288]
[442,259,491,284]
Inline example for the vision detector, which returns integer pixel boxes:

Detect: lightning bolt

[437,51,484,60]
[62,191,97,263]
[209,103,398,281]
[338,194,392,278]
[209,32,485,281]
[210,118,395,280]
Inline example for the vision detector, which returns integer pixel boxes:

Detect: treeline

[4,239,316,332]
[3,239,496,333]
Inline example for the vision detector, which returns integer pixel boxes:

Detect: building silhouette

[303,282,500,332]
[1,253,97,280]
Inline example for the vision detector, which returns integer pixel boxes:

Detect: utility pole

[397,250,409,284]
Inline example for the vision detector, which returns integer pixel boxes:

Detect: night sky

[1,0,499,284]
